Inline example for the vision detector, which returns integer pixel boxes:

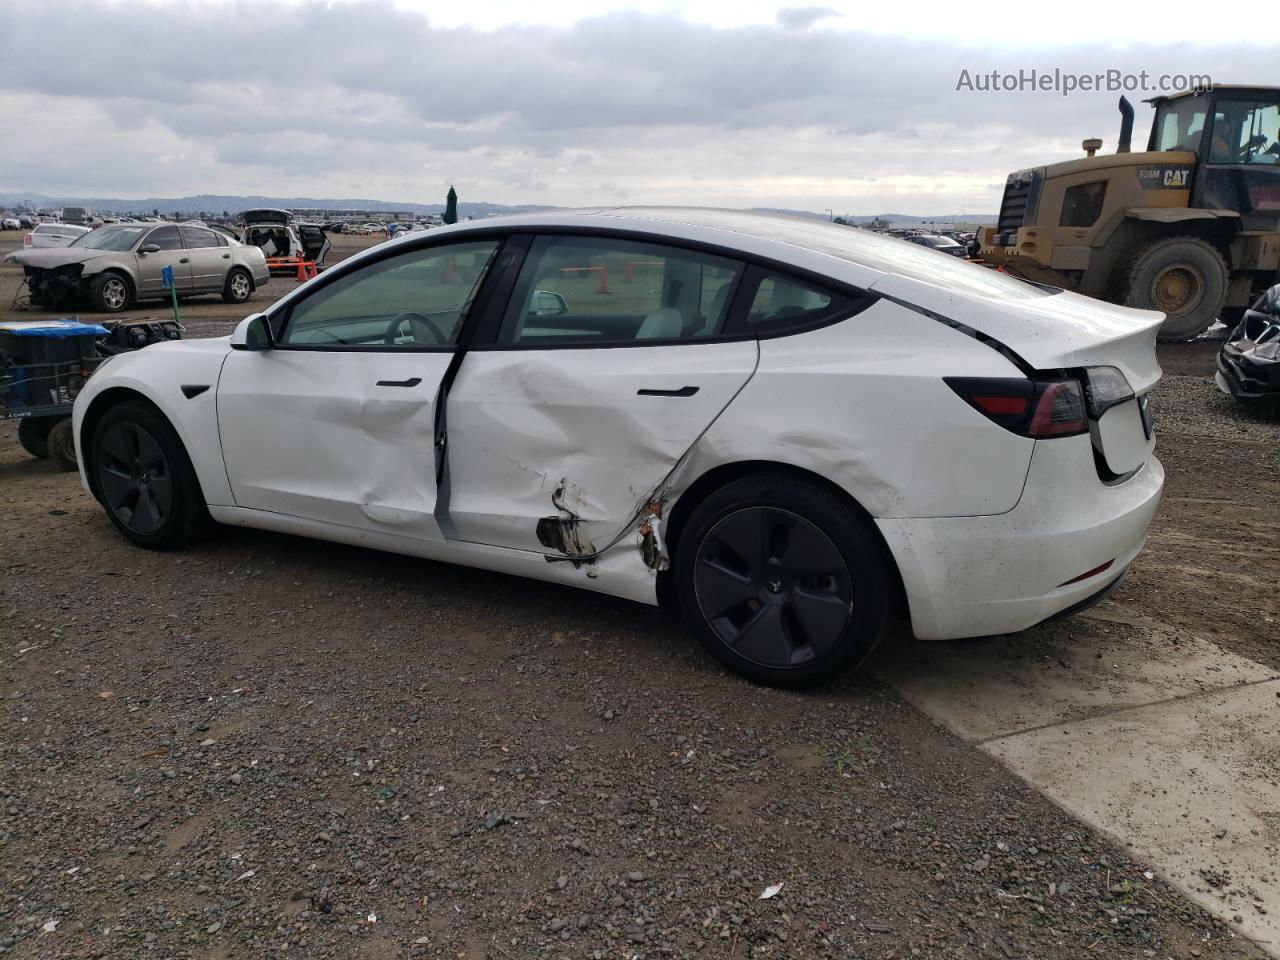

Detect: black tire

[222,267,253,304]
[46,418,78,471]
[17,416,57,458]
[89,401,208,549]
[674,473,892,688]
[88,272,131,313]
[1113,236,1229,342]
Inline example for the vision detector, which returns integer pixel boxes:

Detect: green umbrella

[443,186,458,225]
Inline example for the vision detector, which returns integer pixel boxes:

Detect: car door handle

[222,253,231,259]
[178,257,189,264]
[376,377,422,387]
[637,385,699,397]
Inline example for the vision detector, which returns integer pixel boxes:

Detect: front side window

[146,226,183,251]
[1153,97,1208,152]
[279,240,500,348]
[497,235,743,345]
[1209,100,1280,164]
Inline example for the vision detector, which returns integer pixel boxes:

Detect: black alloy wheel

[90,401,208,548]
[96,420,174,536]
[694,506,852,668]
[674,473,892,688]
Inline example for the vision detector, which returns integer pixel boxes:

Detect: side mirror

[531,289,569,318]
[230,313,273,351]
[138,243,161,254]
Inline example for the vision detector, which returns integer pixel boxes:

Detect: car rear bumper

[877,436,1164,640]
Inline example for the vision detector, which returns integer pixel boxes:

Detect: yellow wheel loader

[979,86,1280,340]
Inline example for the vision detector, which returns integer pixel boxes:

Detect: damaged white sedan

[72,209,1164,687]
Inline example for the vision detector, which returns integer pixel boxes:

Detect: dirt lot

[1,231,1277,959]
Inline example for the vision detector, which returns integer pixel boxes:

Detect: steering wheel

[383,312,448,345]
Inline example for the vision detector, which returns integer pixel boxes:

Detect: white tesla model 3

[72,209,1164,687]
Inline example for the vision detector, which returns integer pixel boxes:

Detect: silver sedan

[6,223,270,312]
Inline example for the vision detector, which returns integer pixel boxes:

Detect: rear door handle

[376,377,422,387]
[178,257,189,264]
[637,385,699,397]
[222,253,231,259]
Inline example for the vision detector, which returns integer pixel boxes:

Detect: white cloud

[0,1,1262,214]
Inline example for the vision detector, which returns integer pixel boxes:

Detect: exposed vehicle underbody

[21,262,86,307]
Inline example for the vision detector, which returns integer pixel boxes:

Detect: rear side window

[497,235,743,345]
[180,226,222,248]
[725,269,856,336]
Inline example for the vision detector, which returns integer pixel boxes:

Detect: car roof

[307,206,1052,310]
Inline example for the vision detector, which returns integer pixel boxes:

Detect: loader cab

[1148,87,1280,231]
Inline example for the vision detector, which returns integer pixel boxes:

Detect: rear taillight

[946,377,1088,438]
[1080,365,1134,419]
[23,233,32,245]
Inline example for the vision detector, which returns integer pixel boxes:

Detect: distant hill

[0,192,995,226]
[0,192,552,220]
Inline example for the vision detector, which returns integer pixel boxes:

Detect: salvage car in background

[1217,284,1280,402]
[5,223,269,312]
[23,222,91,249]
[239,208,330,273]
[904,234,969,258]
[72,208,1165,688]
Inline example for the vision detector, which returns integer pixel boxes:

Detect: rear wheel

[89,273,131,313]
[89,401,208,548]
[17,416,57,459]
[1114,236,1229,341]
[674,474,892,688]
[46,418,78,470]
[222,267,253,304]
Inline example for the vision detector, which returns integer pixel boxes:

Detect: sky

[0,0,1269,215]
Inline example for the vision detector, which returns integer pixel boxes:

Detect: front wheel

[222,267,253,304]
[89,273,131,313]
[674,474,892,688]
[1113,236,1229,341]
[89,401,209,548]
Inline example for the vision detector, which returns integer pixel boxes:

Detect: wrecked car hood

[870,273,1164,394]
[5,248,111,270]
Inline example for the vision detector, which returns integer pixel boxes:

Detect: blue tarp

[0,319,109,338]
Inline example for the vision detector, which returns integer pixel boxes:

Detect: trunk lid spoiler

[870,273,1163,394]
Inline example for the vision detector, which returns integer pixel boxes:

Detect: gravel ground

[1,239,1276,958]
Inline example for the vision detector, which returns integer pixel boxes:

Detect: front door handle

[637,385,699,397]
[376,377,422,387]
[178,257,189,264]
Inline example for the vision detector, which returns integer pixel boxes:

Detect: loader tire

[1113,236,1229,342]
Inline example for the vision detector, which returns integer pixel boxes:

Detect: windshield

[1153,96,1208,152]
[71,225,146,251]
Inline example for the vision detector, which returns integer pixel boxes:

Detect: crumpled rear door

[443,341,759,557]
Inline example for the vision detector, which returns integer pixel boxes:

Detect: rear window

[725,269,857,336]
[610,209,1057,302]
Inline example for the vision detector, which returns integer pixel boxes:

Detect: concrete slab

[874,618,1280,955]
[988,679,1280,952]
[875,619,1278,742]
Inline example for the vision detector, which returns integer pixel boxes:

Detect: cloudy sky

[0,0,1268,214]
